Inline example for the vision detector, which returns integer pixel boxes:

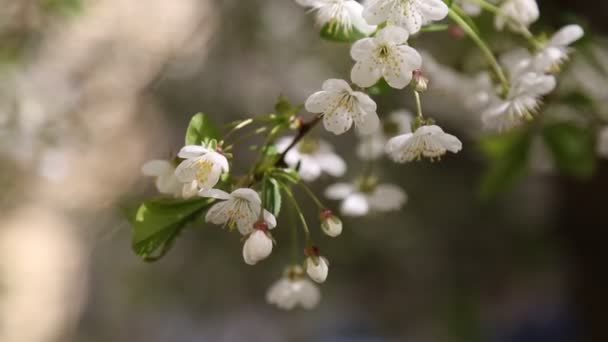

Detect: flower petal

[325,182,354,200]
[341,193,369,216]
[141,160,171,176]
[351,59,382,88]
[305,91,334,114]
[199,188,231,200]
[230,188,262,205]
[205,201,230,225]
[350,38,376,61]
[178,145,209,159]
[321,78,351,92]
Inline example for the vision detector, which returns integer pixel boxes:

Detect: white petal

[384,46,421,89]
[306,257,329,283]
[230,188,262,205]
[321,78,352,92]
[376,25,409,45]
[205,151,229,172]
[205,201,230,225]
[344,0,377,35]
[298,157,323,182]
[182,180,199,198]
[385,132,413,155]
[198,188,231,200]
[389,110,413,133]
[353,91,377,114]
[174,157,200,182]
[178,145,209,159]
[323,105,354,135]
[419,0,449,21]
[341,193,370,216]
[298,279,321,309]
[316,153,347,177]
[550,25,584,47]
[351,59,382,88]
[362,0,392,25]
[305,91,335,114]
[437,132,463,153]
[243,231,273,265]
[236,202,260,235]
[141,160,172,176]
[325,182,355,200]
[356,112,380,135]
[368,184,407,211]
[263,210,277,229]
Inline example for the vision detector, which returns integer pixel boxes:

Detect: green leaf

[263,177,282,217]
[270,167,300,184]
[543,122,596,179]
[185,113,219,146]
[132,197,213,261]
[479,128,533,199]
[320,20,368,43]
[274,95,302,118]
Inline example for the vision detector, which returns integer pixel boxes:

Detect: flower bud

[412,69,428,93]
[320,209,342,237]
[306,256,329,283]
[243,229,273,265]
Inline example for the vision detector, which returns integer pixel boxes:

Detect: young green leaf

[185,113,219,146]
[543,122,596,179]
[131,197,213,261]
[263,177,282,217]
[270,167,300,184]
[479,128,533,199]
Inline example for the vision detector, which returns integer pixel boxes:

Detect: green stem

[223,126,268,151]
[282,184,311,242]
[448,8,510,95]
[298,181,324,209]
[223,118,254,142]
[288,201,299,263]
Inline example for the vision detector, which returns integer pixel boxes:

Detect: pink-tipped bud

[320,209,342,237]
[412,69,428,93]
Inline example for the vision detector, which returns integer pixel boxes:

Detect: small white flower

[350,25,422,89]
[495,0,539,32]
[363,0,449,35]
[598,127,608,159]
[320,209,343,237]
[276,136,346,182]
[357,110,413,160]
[534,25,584,73]
[386,124,462,162]
[266,266,321,310]
[174,145,229,191]
[181,180,199,199]
[325,181,407,216]
[482,72,556,130]
[296,0,377,35]
[141,159,182,197]
[306,256,329,283]
[201,188,277,235]
[243,224,274,265]
[305,78,380,135]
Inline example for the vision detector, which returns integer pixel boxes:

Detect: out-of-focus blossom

[296,0,376,35]
[325,181,407,216]
[266,266,321,310]
[386,124,462,162]
[276,136,346,182]
[495,0,539,32]
[357,110,413,161]
[141,159,182,197]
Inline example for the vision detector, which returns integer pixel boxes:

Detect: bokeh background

[0,0,607,341]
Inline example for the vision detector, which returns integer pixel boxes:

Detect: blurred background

[0,0,607,341]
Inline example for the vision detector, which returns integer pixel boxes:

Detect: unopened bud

[306,255,329,283]
[320,209,342,237]
[243,229,273,265]
[412,69,428,93]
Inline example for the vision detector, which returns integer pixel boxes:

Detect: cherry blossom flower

[296,0,376,35]
[319,209,343,237]
[386,124,462,162]
[243,221,274,265]
[357,109,413,160]
[350,25,422,89]
[306,256,329,283]
[305,78,380,135]
[325,181,407,216]
[266,266,321,310]
[362,0,449,35]
[174,145,229,191]
[201,188,277,235]
[482,72,556,130]
[495,0,539,32]
[141,159,182,197]
[275,136,346,182]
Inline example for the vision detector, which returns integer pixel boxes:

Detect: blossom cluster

[135,0,591,311]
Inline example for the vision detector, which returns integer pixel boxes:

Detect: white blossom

[495,0,539,32]
[362,0,449,35]
[351,25,422,89]
[305,256,329,283]
[275,136,346,182]
[141,159,182,197]
[174,145,229,191]
[482,72,556,130]
[243,228,274,265]
[457,0,482,16]
[201,188,277,235]
[598,127,608,159]
[320,209,343,237]
[386,124,462,162]
[325,181,407,216]
[266,266,321,310]
[305,79,380,135]
[357,109,413,160]
[296,0,377,35]
[534,25,584,73]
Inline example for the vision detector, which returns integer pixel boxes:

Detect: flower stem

[281,184,311,242]
[447,8,510,95]
[413,90,424,118]
[298,181,324,209]
[288,199,299,263]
